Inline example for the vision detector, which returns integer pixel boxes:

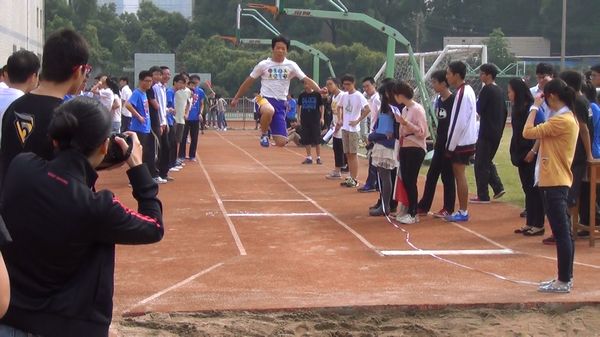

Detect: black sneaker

[341,166,349,173]
[520,209,527,218]
[301,158,313,164]
[523,227,545,236]
[316,158,322,165]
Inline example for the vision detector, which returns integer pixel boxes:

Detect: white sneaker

[153,177,167,184]
[394,204,408,219]
[169,167,180,172]
[397,213,418,224]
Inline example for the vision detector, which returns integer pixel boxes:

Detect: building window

[37,7,39,28]
[13,45,17,53]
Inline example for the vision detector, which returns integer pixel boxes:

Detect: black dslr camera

[96,133,133,171]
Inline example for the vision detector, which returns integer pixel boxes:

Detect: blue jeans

[540,186,574,282]
[217,111,227,129]
[0,324,41,337]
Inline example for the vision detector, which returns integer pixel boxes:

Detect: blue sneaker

[260,135,270,147]
[444,211,469,222]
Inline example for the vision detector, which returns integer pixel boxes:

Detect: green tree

[484,28,516,69]
[135,28,169,53]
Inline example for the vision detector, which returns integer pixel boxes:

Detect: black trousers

[179,120,200,159]
[333,137,345,168]
[400,147,426,216]
[541,186,574,282]
[158,126,171,179]
[474,137,504,200]
[136,131,157,178]
[121,116,131,133]
[518,162,544,228]
[418,147,455,212]
[167,124,178,168]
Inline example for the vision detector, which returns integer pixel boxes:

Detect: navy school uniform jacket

[0,149,164,337]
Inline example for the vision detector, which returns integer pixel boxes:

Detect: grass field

[421,126,524,207]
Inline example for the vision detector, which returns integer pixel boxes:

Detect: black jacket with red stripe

[0,149,163,337]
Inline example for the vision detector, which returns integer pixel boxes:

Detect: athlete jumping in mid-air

[231,35,322,147]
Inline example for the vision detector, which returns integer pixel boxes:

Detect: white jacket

[446,84,478,151]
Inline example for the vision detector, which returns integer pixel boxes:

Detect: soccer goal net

[375,45,487,101]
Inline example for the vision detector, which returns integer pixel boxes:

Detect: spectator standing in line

[358,77,381,193]
[106,77,122,133]
[471,63,507,203]
[338,74,371,188]
[298,81,324,164]
[368,83,399,216]
[173,74,190,167]
[392,81,429,224]
[179,74,204,161]
[119,76,133,132]
[325,77,347,180]
[509,78,545,237]
[216,94,228,131]
[286,94,297,128]
[155,66,172,183]
[443,61,478,222]
[0,50,40,131]
[125,71,154,177]
[0,29,89,185]
[523,78,578,293]
[416,70,455,218]
[145,66,163,181]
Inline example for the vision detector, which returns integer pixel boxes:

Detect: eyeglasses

[72,64,92,76]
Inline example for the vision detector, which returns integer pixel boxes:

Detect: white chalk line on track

[228,212,328,217]
[198,157,247,256]
[380,249,514,256]
[222,199,310,202]
[215,132,384,256]
[123,262,225,314]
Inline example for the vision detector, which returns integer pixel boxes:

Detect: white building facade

[0,0,45,65]
[97,0,193,19]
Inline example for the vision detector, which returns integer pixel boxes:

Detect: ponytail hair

[49,96,111,157]
[543,78,576,111]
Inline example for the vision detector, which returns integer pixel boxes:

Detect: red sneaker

[432,209,450,218]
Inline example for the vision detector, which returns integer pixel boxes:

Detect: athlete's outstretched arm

[303,77,322,93]
[231,76,256,107]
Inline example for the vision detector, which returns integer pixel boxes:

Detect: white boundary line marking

[198,157,247,256]
[216,133,383,256]
[222,199,309,202]
[528,253,600,270]
[229,212,328,217]
[123,262,225,313]
[380,249,514,256]
[449,222,512,250]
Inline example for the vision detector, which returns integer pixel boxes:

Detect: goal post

[374,45,487,139]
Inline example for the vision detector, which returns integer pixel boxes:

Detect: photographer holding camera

[0,96,164,336]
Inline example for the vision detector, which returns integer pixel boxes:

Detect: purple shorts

[265,97,287,137]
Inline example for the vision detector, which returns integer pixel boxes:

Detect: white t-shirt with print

[98,88,114,112]
[111,96,122,122]
[367,91,381,132]
[250,57,307,101]
[120,85,132,117]
[340,91,369,133]
[331,91,346,138]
